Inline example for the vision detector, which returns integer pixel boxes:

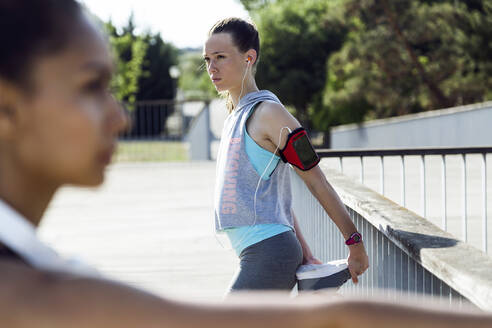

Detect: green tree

[242,0,491,129]
[322,0,492,125]
[137,33,179,101]
[251,0,347,129]
[105,15,179,108]
[105,16,147,108]
[239,0,272,11]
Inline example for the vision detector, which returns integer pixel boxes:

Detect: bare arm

[1,261,491,328]
[293,160,369,283]
[0,261,315,328]
[343,298,492,328]
[251,102,368,282]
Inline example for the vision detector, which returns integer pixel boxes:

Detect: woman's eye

[85,80,102,91]
[84,79,111,96]
[217,55,225,59]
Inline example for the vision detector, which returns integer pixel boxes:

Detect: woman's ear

[246,49,258,66]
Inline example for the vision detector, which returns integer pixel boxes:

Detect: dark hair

[0,0,84,89]
[209,17,260,62]
[209,18,260,112]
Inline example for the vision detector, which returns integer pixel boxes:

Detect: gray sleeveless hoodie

[214,90,294,231]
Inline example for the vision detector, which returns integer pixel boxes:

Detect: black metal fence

[120,99,187,140]
[115,99,210,162]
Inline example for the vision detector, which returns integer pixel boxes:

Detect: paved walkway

[40,161,237,302]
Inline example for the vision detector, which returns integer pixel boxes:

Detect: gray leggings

[229,230,303,292]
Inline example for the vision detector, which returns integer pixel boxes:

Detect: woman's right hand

[347,242,369,284]
[303,255,322,265]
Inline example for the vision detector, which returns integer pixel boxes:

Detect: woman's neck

[0,161,57,227]
[230,76,259,108]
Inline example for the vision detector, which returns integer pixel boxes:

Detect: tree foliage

[239,0,492,130]
[239,0,272,11]
[105,16,147,108]
[322,0,492,127]
[137,33,179,101]
[104,15,178,108]
[251,0,347,129]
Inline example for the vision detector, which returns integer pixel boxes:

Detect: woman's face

[7,19,127,187]
[203,32,248,93]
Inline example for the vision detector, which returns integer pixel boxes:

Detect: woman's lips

[212,77,221,84]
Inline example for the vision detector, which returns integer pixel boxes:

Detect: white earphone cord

[238,60,250,104]
[253,126,291,223]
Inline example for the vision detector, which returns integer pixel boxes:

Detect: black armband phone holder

[279,128,320,171]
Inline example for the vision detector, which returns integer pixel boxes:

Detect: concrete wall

[185,98,227,161]
[185,104,211,160]
[331,101,492,149]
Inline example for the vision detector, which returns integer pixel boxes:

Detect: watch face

[351,233,361,243]
[346,233,362,245]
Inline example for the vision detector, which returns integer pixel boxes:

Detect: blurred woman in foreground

[0,0,490,327]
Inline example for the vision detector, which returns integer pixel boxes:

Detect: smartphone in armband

[279,128,320,171]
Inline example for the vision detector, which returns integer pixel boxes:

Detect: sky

[80,0,250,49]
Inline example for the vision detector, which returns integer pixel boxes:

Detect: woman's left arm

[255,102,368,283]
[293,166,369,283]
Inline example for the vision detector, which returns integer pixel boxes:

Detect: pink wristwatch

[345,232,362,245]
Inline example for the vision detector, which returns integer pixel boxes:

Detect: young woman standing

[206,18,369,291]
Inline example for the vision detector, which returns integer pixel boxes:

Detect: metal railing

[315,147,491,253]
[120,99,181,140]
[116,99,210,162]
[291,166,492,310]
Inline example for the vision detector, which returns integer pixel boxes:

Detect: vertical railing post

[360,156,364,184]
[420,155,426,218]
[462,154,468,242]
[441,155,447,231]
[482,153,488,253]
[380,156,385,195]
[400,155,406,207]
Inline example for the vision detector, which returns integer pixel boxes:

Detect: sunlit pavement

[41,161,237,302]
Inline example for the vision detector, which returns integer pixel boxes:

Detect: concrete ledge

[319,161,492,310]
[331,100,492,133]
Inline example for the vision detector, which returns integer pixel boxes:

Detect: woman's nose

[208,60,217,73]
[107,95,130,136]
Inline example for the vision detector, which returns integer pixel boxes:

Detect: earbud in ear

[247,56,252,63]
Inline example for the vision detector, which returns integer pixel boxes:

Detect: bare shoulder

[256,100,291,120]
[251,101,301,147]
[255,101,300,129]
